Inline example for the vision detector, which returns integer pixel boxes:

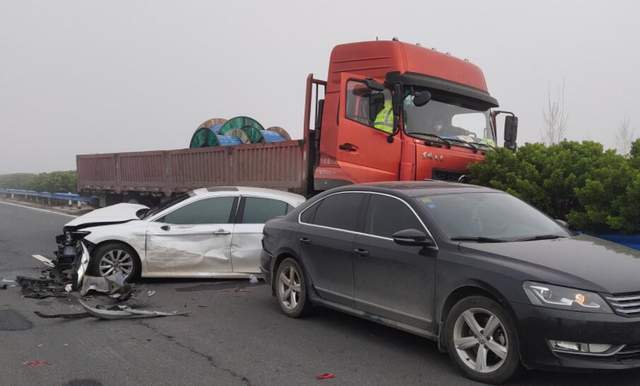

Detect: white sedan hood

[65,203,148,228]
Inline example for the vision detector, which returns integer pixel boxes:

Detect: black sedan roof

[336,180,499,197]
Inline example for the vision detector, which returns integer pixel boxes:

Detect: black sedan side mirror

[392,228,435,247]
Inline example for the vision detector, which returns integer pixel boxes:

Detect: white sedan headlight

[523,281,612,313]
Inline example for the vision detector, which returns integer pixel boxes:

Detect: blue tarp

[594,234,640,251]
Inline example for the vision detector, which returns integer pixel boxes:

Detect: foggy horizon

[1,0,639,174]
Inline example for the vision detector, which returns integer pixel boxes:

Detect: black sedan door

[297,192,365,306]
[353,193,437,332]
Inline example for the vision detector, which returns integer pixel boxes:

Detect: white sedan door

[231,196,292,273]
[145,196,237,276]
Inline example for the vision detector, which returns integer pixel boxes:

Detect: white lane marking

[0,200,77,218]
[32,254,55,268]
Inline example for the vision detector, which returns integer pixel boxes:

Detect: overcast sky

[1,0,638,174]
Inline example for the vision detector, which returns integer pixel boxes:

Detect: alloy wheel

[452,307,509,374]
[278,264,302,310]
[99,249,134,278]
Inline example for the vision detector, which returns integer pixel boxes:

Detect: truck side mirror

[504,115,518,150]
[412,91,431,107]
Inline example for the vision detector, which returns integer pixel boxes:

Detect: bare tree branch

[616,117,635,155]
[541,81,569,144]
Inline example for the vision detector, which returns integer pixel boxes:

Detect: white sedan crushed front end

[54,187,305,283]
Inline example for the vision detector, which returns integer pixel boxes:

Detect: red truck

[77,39,517,206]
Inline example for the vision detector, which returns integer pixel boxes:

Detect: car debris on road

[19,253,187,322]
[79,300,188,320]
[23,360,50,368]
[34,310,91,319]
[31,254,55,268]
[16,275,68,299]
[80,273,134,301]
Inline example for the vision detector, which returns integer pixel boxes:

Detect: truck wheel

[275,258,311,318]
[88,242,141,283]
[445,296,520,384]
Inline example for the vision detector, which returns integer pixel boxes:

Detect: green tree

[470,141,640,233]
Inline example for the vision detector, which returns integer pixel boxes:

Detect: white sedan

[60,187,305,282]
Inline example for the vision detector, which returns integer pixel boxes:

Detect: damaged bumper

[54,229,92,289]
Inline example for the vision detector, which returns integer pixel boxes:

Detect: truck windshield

[403,94,495,148]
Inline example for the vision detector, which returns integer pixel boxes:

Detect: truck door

[337,73,402,183]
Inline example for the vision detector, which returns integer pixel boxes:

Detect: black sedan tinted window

[309,193,363,231]
[366,194,423,238]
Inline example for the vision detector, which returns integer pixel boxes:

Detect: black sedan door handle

[353,248,369,257]
[299,237,312,245]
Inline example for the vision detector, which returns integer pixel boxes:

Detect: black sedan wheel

[275,258,311,317]
[445,296,520,384]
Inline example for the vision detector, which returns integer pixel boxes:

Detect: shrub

[0,171,77,193]
[469,141,640,233]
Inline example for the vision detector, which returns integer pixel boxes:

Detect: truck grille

[606,292,640,316]
[432,170,465,182]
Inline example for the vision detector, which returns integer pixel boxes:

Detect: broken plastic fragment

[78,300,188,320]
[316,373,336,380]
[80,274,134,301]
[32,254,55,268]
[34,310,91,319]
[146,290,156,297]
[23,360,50,368]
[80,276,112,296]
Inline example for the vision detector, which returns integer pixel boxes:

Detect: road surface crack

[138,320,252,386]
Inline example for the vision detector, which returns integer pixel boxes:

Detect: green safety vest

[374,100,394,134]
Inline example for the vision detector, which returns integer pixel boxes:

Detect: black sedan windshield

[418,192,569,241]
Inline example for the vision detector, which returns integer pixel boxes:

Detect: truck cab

[308,40,517,192]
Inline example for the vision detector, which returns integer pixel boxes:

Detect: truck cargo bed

[77,140,306,197]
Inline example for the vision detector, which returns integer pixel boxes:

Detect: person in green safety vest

[374,99,394,134]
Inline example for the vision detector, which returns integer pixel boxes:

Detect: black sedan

[261,181,640,384]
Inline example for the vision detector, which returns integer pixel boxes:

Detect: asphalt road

[2,201,640,386]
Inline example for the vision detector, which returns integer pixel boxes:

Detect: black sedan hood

[460,234,640,294]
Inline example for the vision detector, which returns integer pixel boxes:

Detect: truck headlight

[523,281,612,313]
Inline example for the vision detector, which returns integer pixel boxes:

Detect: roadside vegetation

[470,139,640,233]
[0,171,77,193]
